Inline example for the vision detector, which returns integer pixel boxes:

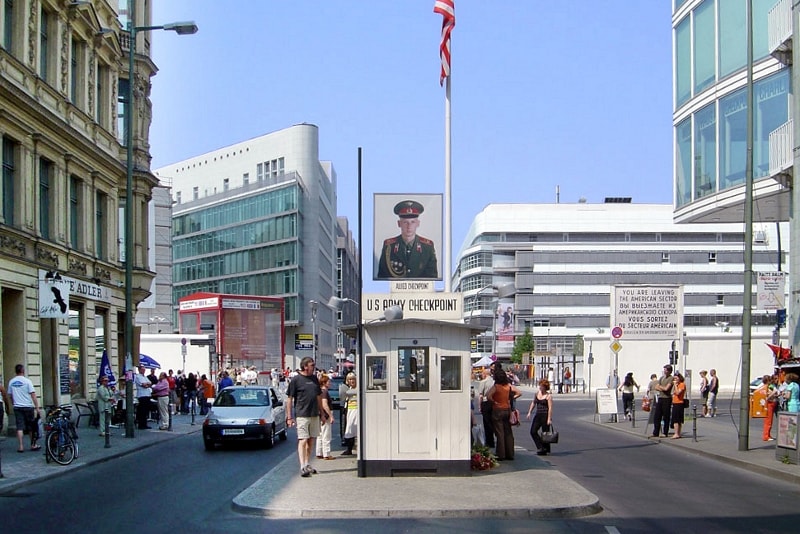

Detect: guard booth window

[441,356,461,391]
[397,347,429,392]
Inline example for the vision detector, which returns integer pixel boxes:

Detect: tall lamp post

[309,300,318,366]
[124,5,197,438]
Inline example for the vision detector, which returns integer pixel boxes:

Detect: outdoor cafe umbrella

[138,353,161,369]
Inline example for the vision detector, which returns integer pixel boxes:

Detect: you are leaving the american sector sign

[612,285,683,340]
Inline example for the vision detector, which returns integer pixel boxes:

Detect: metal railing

[768,119,793,177]
[768,0,792,60]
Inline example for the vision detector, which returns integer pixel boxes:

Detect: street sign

[611,326,623,339]
[610,340,622,353]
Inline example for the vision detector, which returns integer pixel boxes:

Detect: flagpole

[444,74,452,291]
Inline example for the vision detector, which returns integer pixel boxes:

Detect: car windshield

[214,389,270,407]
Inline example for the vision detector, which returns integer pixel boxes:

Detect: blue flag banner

[98,350,117,387]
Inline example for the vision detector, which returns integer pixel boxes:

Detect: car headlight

[204,418,219,426]
[246,419,267,425]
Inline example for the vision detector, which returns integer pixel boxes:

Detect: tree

[511,326,534,364]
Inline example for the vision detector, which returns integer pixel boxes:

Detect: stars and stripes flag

[434,0,455,86]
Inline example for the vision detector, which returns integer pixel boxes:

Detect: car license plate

[222,429,244,436]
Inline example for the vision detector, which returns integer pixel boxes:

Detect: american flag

[434,0,455,86]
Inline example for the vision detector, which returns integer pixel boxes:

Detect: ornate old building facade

[0,0,157,408]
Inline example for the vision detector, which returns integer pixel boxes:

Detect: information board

[612,285,683,340]
[596,388,618,415]
[59,353,71,394]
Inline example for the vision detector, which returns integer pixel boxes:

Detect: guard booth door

[390,342,435,459]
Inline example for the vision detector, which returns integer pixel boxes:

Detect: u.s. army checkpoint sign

[612,285,683,341]
[362,292,462,322]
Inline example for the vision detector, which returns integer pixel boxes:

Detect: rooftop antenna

[556,185,560,204]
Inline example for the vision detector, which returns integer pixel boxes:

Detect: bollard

[692,404,698,442]
[104,411,111,448]
[168,405,173,431]
[190,396,196,426]
[0,440,4,478]
[631,403,636,428]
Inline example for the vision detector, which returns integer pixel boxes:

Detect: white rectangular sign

[362,292,462,321]
[757,272,785,311]
[612,285,683,340]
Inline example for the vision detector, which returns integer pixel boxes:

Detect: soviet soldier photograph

[374,195,442,280]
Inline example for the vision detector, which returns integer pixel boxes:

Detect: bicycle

[44,404,79,465]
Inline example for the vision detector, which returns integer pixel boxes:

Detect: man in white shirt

[476,368,495,448]
[8,364,42,452]
[134,365,153,429]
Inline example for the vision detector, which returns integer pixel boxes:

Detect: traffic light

[669,350,679,365]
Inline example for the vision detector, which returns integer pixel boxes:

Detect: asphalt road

[2,400,799,533]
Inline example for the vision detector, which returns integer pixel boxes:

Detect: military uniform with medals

[377,200,439,279]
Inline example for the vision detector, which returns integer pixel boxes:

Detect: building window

[2,136,17,226]
[4,0,17,53]
[692,0,715,95]
[70,36,85,107]
[96,191,107,259]
[278,157,285,175]
[719,88,746,190]
[192,186,198,200]
[70,175,81,248]
[39,7,51,81]
[68,307,85,398]
[117,77,129,144]
[39,157,53,239]
[662,252,670,263]
[717,295,724,306]
[674,16,690,107]
[708,252,717,263]
[257,163,263,182]
[223,178,229,192]
[675,118,691,207]
[175,191,181,204]
[694,103,716,199]
[243,172,249,185]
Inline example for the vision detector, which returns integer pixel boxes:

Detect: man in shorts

[286,357,323,477]
[8,364,42,452]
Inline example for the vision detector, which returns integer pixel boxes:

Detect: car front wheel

[264,424,275,449]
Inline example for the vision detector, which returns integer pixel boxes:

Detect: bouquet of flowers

[470,444,499,471]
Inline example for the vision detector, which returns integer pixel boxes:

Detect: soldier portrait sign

[374,193,443,281]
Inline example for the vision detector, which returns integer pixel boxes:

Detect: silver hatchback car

[202,385,288,450]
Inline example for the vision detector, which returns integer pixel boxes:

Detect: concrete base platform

[233,447,601,519]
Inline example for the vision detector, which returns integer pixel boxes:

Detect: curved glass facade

[674,0,790,208]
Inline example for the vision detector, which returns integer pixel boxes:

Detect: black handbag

[542,424,559,444]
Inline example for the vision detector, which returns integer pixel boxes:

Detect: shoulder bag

[542,423,559,444]
[641,395,651,412]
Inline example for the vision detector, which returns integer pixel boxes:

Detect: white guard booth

[358,318,481,477]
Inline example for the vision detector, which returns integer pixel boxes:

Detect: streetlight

[123,5,197,438]
[309,300,318,366]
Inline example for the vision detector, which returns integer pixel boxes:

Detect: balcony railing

[768,0,792,64]
[768,119,793,180]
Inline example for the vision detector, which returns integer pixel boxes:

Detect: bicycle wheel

[46,431,76,465]
[44,431,53,463]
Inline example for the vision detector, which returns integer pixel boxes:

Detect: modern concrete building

[0,1,161,405]
[154,124,343,370]
[454,201,787,389]
[335,216,360,365]
[671,0,797,350]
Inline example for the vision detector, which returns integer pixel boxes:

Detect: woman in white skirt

[341,373,358,456]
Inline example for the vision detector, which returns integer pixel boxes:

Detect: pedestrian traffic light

[669,350,679,365]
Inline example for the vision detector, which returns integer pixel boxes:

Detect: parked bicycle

[44,404,79,465]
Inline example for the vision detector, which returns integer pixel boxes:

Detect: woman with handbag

[618,372,639,421]
[526,378,554,456]
[487,369,521,461]
[670,372,687,439]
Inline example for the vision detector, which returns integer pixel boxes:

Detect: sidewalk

[0,412,203,494]
[593,396,800,485]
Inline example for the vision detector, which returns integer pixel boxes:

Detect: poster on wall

[373,193,442,281]
[495,300,514,352]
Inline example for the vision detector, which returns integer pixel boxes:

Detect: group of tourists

[476,361,554,460]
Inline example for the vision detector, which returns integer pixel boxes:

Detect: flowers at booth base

[471,444,499,471]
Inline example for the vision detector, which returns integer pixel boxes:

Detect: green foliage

[511,326,535,364]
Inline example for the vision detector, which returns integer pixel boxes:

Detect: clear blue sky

[150,1,673,288]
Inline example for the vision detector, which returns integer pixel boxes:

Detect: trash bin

[750,387,767,418]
